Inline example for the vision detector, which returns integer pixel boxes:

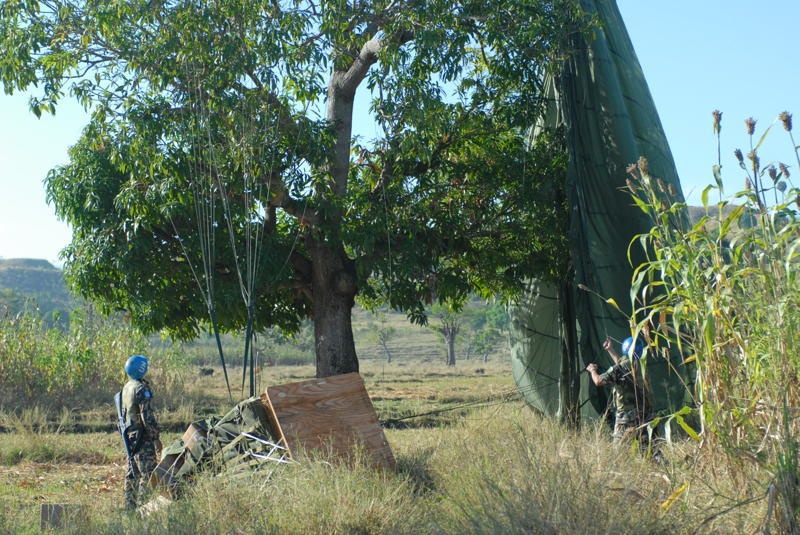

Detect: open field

[0,356,773,534]
[0,359,522,530]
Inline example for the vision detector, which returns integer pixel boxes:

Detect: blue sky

[1,0,798,265]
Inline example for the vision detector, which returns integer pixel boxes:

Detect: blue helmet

[125,355,149,380]
[621,337,644,360]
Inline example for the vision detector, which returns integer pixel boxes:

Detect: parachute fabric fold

[511,0,690,420]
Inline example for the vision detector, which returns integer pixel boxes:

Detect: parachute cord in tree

[232,105,265,397]
[208,309,233,403]
[193,146,234,404]
[215,96,276,397]
[238,49,267,399]
[240,303,256,397]
[213,169,254,395]
[193,76,309,397]
[193,71,235,403]
[166,211,233,403]
[230,94,309,397]
[164,66,234,402]
[213,149,253,383]
[376,81,395,305]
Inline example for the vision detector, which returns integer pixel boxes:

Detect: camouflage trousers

[125,440,158,509]
[612,408,649,446]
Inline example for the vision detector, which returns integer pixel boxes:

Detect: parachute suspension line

[380,386,524,426]
[212,167,248,397]
[187,67,234,402]
[161,192,219,392]
[236,27,265,398]
[164,211,233,404]
[243,96,307,397]
[242,303,256,396]
[196,73,309,398]
[376,81,395,306]
[214,100,262,398]
[213,94,288,398]
[241,102,269,398]
[156,62,234,402]
[243,97,313,397]
[380,148,394,307]
[192,118,222,398]
[240,159,260,399]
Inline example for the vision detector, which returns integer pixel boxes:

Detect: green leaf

[753,121,775,151]
[712,164,723,189]
[701,185,714,207]
[675,413,700,441]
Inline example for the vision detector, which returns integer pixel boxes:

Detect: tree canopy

[1,0,577,376]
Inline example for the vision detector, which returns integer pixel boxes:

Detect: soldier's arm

[586,363,609,387]
[136,385,160,440]
[603,338,622,364]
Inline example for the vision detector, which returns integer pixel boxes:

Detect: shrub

[0,305,144,410]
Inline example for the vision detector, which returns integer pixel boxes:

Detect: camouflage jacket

[599,357,650,416]
[121,378,160,440]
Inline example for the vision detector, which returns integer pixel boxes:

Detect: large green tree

[1,0,574,377]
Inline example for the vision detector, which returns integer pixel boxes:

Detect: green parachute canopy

[510,0,692,423]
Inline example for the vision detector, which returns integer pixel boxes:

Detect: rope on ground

[380,386,525,427]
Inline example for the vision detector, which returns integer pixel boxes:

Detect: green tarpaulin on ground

[510,0,692,423]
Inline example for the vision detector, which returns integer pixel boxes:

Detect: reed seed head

[637,156,649,176]
[745,117,757,135]
[747,151,760,171]
[626,163,640,180]
[734,149,744,164]
[779,163,790,178]
[779,111,793,132]
[777,180,787,193]
[712,110,723,133]
[768,165,778,181]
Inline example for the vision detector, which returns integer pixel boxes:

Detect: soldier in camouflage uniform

[586,337,650,444]
[120,354,161,510]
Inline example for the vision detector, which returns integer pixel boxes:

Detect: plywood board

[260,392,288,454]
[264,373,395,470]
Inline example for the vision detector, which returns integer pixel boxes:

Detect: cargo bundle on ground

[149,373,395,499]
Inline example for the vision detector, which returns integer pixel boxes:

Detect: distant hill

[0,258,78,322]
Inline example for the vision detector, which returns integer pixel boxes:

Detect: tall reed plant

[626,110,800,531]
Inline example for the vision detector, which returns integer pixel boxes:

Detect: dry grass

[0,358,773,534]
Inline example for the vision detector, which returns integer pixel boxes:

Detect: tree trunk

[309,237,359,378]
[380,342,392,363]
[309,48,376,378]
[438,317,460,367]
[445,330,457,366]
